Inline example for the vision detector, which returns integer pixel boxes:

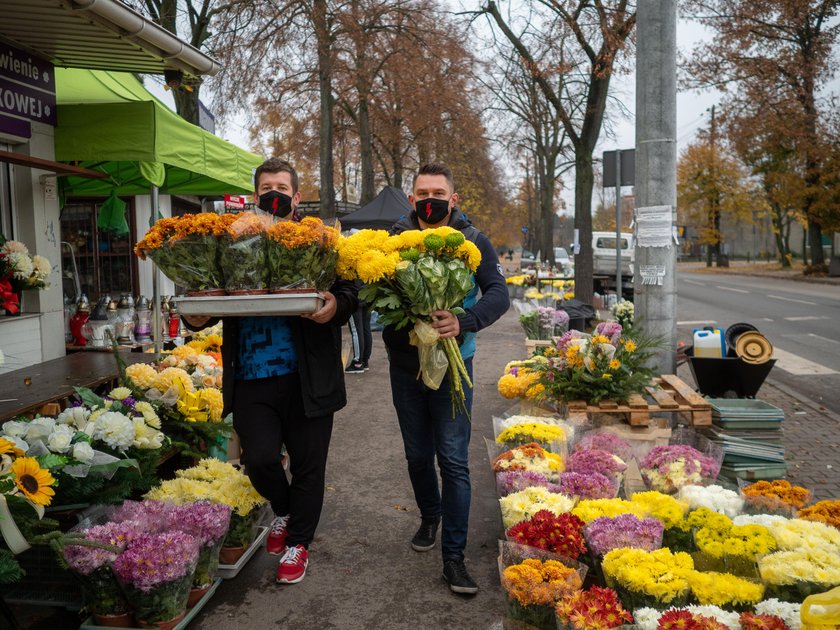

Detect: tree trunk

[769,203,790,267]
[312,0,336,219]
[357,93,375,204]
[173,88,200,125]
[574,153,595,304]
[540,153,556,268]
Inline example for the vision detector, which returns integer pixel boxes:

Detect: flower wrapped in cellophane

[265,217,339,290]
[218,211,274,293]
[337,227,481,413]
[145,458,268,549]
[498,540,586,630]
[134,213,232,293]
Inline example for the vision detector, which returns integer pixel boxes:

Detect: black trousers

[232,373,333,548]
[348,304,372,364]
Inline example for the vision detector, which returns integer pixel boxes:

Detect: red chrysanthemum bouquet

[555,586,633,630]
[506,509,587,560]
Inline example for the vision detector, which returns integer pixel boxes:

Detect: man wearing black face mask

[183,158,357,586]
[383,163,509,595]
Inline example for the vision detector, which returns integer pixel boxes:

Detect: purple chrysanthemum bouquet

[639,444,721,494]
[168,501,232,587]
[594,321,623,344]
[496,469,564,497]
[573,431,633,462]
[113,531,199,625]
[566,449,627,481]
[110,499,175,533]
[62,520,139,617]
[584,514,664,557]
[559,472,618,500]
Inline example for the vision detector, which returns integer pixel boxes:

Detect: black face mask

[415,197,450,224]
[258,190,294,217]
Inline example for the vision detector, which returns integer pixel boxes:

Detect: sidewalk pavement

[190,306,840,629]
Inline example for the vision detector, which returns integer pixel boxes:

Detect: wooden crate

[563,374,711,427]
[525,338,553,356]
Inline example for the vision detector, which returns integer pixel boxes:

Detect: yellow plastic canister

[801,585,840,627]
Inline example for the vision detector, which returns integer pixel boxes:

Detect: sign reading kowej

[0,43,56,138]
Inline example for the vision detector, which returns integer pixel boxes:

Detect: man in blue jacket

[185,158,358,585]
[384,163,509,594]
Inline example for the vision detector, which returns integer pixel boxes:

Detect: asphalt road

[677,271,840,414]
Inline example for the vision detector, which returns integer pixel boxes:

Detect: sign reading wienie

[0,43,56,126]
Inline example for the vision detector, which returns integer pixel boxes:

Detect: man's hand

[431,310,460,338]
[302,291,337,324]
[183,315,211,329]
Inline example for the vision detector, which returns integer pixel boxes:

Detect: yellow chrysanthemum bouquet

[337,227,481,413]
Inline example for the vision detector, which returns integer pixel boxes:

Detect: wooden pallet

[564,374,711,427]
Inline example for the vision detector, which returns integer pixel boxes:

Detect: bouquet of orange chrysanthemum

[135,213,233,293]
[337,227,481,414]
[265,217,339,291]
[555,586,633,630]
[217,212,274,293]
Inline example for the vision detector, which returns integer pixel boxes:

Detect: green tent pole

[151,184,162,359]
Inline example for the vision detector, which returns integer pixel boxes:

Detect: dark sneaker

[345,361,366,374]
[266,514,290,555]
[276,544,308,584]
[442,559,478,595]
[411,518,439,552]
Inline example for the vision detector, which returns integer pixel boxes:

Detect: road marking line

[684,279,705,286]
[808,334,840,346]
[760,318,774,321]
[716,285,750,293]
[677,320,717,326]
[772,348,839,375]
[784,316,828,321]
[767,294,817,306]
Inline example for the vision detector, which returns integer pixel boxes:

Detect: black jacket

[382,210,510,372]
[189,279,358,419]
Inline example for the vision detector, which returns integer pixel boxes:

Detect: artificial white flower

[8,251,33,278]
[31,254,51,278]
[71,441,95,464]
[108,387,132,401]
[4,435,29,453]
[2,240,28,254]
[755,598,801,629]
[132,418,164,450]
[1,420,29,438]
[46,424,75,453]
[25,417,56,441]
[56,407,91,430]
[91,411,135,451]
[678,484,744,519]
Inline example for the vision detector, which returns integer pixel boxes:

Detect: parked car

[553,247,574,276]
[519,249,537,270]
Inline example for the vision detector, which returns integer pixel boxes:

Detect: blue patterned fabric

[236,316,298,380]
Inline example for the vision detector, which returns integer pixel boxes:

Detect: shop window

[59,199,138,302]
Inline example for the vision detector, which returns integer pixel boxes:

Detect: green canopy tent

[53,69,262,352]
[55,68,261,196]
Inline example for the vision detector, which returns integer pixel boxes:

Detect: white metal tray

[176,292,324,317]
[216,525,269,579]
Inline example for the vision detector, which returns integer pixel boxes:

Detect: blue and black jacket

[382,209,510,373]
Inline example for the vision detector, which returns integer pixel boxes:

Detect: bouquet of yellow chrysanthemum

[135,213,233,293]
[337,227,481,414]
[265,217,339,290]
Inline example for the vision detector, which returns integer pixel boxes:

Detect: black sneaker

[345,361,366,374]
[410,518,439,552]
[442,559,478,595]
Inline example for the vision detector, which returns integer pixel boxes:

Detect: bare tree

[477,0,636,302]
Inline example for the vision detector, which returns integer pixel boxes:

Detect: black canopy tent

[341,186,413,230]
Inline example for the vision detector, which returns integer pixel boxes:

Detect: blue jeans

[389,359,473,561]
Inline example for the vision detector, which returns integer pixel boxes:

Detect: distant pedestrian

[384,163,509,595]
[346,279,372,373]
[507,248,514,260]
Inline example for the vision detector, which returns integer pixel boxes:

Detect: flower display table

[563,374,712,427]
[216,526,269,579]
